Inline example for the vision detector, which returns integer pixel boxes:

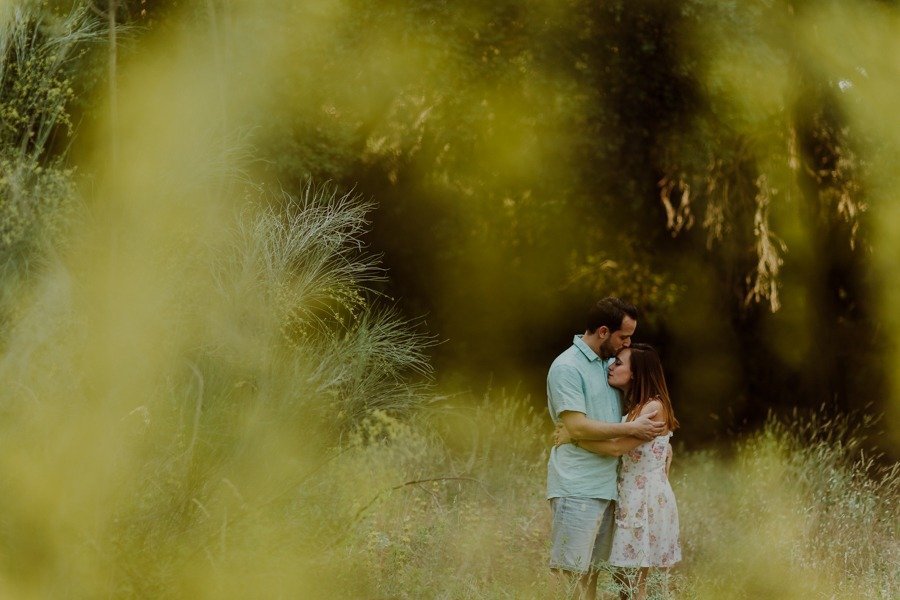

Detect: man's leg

[549,567,597,600]
[588,500,617,600]
[549,497,606,599]
[580,569,599,600]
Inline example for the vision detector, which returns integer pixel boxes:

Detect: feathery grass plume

[208,184,435,429]
[213,184,380,339]
[0,2,101,340]
[116,187,434,596]
[0,2,100,253]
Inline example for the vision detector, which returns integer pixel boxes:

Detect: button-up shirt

[546,335,623,500]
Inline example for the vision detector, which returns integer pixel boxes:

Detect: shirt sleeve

[548,364,587,420]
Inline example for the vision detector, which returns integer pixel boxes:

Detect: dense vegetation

[0,1,897,597]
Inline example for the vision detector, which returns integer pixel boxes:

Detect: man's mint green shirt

[546,335,623,500]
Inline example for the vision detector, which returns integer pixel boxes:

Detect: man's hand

[553,422,574,447]
[628,411,665,440]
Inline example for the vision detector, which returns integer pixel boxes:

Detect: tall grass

[333,402,897,600]
[2,172,891,597]
[0,2,100,253]
[208,184,434,429]
[675,412,898,599]
[1,4,441,594]
[0,181,435,597]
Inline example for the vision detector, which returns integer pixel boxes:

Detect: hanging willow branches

[656,0,868,313]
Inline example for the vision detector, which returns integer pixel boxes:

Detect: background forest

[0,0,897,598]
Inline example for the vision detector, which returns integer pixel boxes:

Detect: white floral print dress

[609,432,682,568]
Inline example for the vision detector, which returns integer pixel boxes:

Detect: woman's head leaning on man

[607,343,679,433]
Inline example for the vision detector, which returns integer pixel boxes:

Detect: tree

[86,0,886,443]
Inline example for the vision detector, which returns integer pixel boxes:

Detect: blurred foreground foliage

[2,374,896,597]
[0,2,897,595]
[0,178,436,594]
[6,1,897,446]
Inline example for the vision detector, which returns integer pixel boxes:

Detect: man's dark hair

[585,297,639,333]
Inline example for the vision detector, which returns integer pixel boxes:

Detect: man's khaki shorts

[548,496,616,573]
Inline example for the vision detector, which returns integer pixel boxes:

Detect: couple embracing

[547,297,681,600]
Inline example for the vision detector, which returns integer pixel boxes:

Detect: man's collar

[573,335,601,362]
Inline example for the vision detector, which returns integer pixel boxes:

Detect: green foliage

[237,0,877,379]
[0,3,99,257]
[90,0,889,435]
[0,180,436,596]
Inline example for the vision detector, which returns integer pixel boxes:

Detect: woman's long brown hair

[620,343,679,431]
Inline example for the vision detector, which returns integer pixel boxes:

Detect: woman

[554,343,681,600]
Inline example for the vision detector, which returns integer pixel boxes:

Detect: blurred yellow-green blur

[0,0,897,597]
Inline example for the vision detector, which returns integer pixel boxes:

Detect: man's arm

[557,401,667,454]
[572,437,637,457]
[554,424,645,457]
[558,409,664,442]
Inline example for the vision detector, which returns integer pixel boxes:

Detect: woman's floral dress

[609,432,681,568]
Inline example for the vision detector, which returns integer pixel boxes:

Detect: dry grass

[326,400,898,600]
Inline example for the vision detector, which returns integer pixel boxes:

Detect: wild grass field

[0,182,895,598]
[302,398,899,599]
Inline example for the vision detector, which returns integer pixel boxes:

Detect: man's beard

[599,337,615,360]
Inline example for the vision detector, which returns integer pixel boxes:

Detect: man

[547,297,664,600]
